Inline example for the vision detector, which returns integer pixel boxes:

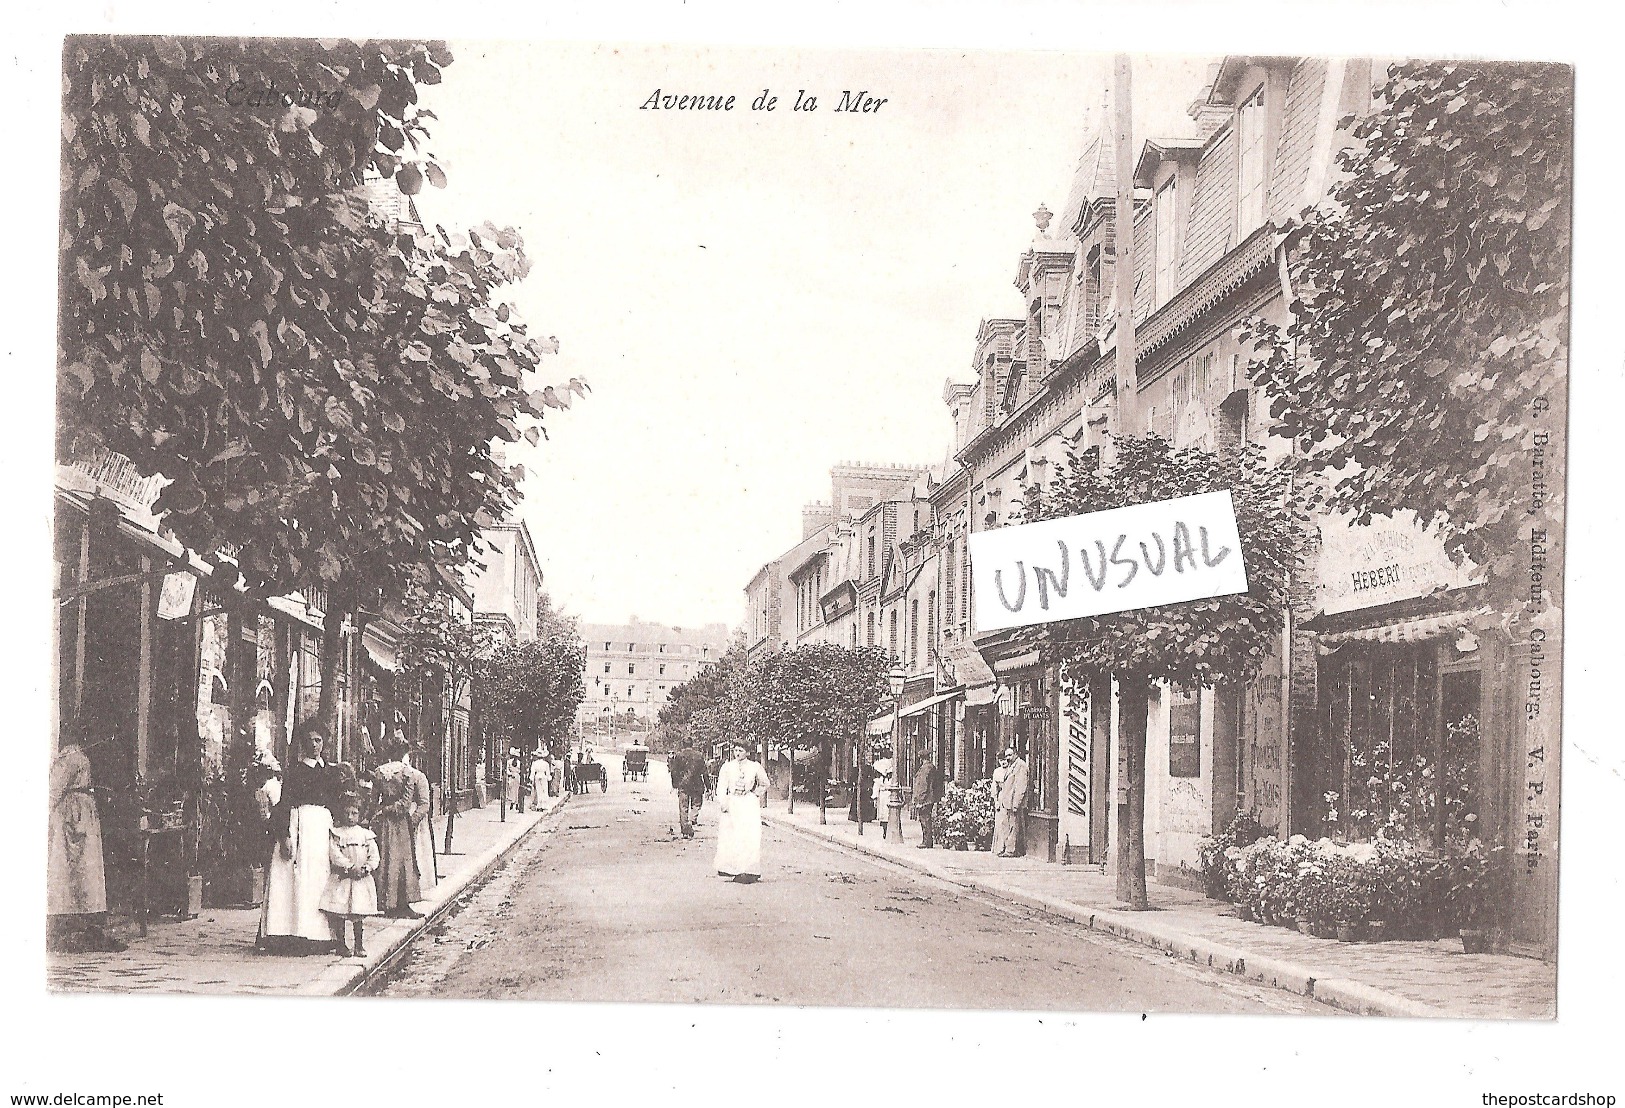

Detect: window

[909,599,920,668]
[628,685,634,698]
[659,664,666,676]
[867,534,877,578]
[628,663,636,676]
[1154,177,1178,306]
[889,609,899,657]
[945,541,957,626]
[866,611,876,647]
[627,642,635,651]
[1086,247,1104,331]
[927,590,937,663]
[961,543,971,623]
[604,642,611,651]
[603,662,611,675]
[1237,84,1268,234]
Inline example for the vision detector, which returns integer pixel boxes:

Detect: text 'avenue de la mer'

[968,491,1251,633]
[638,89,888,113]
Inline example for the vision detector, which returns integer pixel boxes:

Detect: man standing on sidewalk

[912,748,941,849]
[667,741,708,839]
[994,747,1029,857]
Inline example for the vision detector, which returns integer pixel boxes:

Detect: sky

[411,44,1213,630]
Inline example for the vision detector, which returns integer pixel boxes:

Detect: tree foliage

[58,36,589,608]
[658,642,748,752]
[396,579,493,696]
[1241,61,1570,614]
[1022,434,1305,908]
[748,643,891,758]
[534,590,580,642]
[1023,436,1305,687]
[478,638,586,758]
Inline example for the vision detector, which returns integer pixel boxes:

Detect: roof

[1058,129,1116,235]
[1134,137,1206,185]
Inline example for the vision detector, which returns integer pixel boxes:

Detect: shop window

[1315,642,1481,846]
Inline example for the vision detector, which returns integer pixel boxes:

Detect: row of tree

[657,641,890,772]
[59,37,589,736]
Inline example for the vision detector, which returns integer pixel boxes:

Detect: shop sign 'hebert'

[968,492,1250,633]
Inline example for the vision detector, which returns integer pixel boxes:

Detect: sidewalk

[47,793,569,998]
[764,804,1556,1019]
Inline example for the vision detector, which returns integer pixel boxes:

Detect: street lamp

[862,662,907,838]
[885,662,908,843]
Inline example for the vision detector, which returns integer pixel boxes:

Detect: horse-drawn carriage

[622,745,650,782]
[567,758,607,794]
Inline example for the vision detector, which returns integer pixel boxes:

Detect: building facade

[906,56,1558,955]
[578,618,732,742]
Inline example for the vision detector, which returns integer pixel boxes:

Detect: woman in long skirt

[258,727,341,954]
[714,743,770,883]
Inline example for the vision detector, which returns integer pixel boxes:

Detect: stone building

[578,618,732,741]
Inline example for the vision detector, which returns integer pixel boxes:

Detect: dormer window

[1237,84,1268,235]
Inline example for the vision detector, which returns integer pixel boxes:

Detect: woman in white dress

[714,743,770,883]
[258,727,341,954]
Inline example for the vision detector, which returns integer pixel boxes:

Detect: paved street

[374,757,1328,1013]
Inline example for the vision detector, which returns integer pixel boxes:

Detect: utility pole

[1111,53,1149,908]
[1113,53,1139,437]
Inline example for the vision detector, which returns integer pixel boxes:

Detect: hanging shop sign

[968,491,1249,633]
[1313,511,1476,617]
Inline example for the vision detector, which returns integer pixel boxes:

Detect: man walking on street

[912,747,941,849]
[667,741,708,839]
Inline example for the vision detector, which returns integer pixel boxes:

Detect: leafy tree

[748,643,890,767]
[1241,61,1570,615]
[478,638,586,762]
[1022,436,1305,909]
[535,590,580,642]
[58,37,589,731]
[659,642,748,752]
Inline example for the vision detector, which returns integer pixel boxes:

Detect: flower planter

[1365,920,1391,943]
[1459,928,1490,954]
[1335,922,1362,943]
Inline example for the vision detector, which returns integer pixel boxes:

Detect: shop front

[1295,512,1557,956]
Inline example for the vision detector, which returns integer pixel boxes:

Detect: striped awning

[865,713,895,736]
[1318,608,1483,648]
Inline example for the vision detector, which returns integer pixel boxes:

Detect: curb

[765,812,1449,1019]
[299,794,570,997]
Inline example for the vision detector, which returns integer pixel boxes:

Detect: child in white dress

[320,798,380,957]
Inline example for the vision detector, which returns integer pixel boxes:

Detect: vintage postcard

[44,36,1568,1033]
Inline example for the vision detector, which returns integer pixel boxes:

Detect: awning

[1318,609,1484,648]
[362,626,398,671]
[965,683,999,707]
[993,650,1042,675]
[865,713,895,736]
[899,688,964,718]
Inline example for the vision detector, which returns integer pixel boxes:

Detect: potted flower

[1447,839,1505,953]
[965,780,996,850]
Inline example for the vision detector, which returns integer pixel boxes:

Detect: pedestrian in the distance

[320,796,379,957]
[530,747,552,808]
[667,741,708,839]
[994,747,1029,857]
[506,750,522,810]
[714,742,769,882]
[912,748,941,849]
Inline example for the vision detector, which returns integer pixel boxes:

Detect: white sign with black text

[968,491,1250,633]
